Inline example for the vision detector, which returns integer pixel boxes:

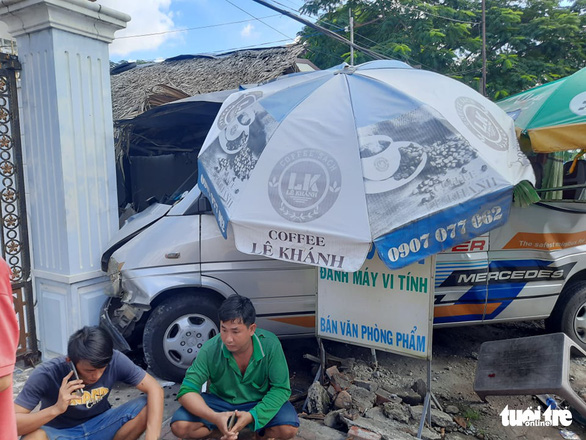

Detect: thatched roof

[110,44,307,121]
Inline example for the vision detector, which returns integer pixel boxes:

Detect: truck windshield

[165,170,198,205]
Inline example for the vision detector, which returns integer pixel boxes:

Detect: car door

[199,213,317,336]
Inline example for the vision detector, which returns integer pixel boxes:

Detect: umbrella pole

[417,359,434,439]
[319,337,326,384]
[419,256,437,439]
[370,348,378,369]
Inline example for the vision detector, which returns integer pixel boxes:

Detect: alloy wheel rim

[162,313,218,369]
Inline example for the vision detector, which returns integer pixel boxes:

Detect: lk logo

[268,148,341,223]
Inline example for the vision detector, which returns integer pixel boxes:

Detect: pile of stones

[301,359,484,440]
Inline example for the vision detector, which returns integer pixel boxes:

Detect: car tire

[545,280,586,350]
[143,293,220,382]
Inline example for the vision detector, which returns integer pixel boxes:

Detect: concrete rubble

[297,359,481,440]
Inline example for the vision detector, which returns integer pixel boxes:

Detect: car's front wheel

[546,280,586,350]
[143,293,220,382]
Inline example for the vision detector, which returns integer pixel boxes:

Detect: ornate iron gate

[0,53,37,362]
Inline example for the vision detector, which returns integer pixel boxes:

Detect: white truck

[100,162,586,382]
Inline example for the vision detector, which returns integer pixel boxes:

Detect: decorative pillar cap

[0,0,130,43]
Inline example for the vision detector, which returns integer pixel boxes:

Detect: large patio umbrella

[197,61,534,271]
[497,68,586,152]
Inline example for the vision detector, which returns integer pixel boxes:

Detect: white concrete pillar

[0,0,129,358]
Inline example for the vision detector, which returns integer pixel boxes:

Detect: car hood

[101,203,172,271]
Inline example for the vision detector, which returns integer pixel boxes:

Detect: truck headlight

[107,257,124,297]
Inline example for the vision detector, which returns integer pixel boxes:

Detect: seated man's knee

[134,405,148,426]
[266,424,298,439]
[170,421,188,437]
[281,425,299,439]
[171,420,204,438]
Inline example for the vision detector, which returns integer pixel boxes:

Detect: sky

[99,0,312,63]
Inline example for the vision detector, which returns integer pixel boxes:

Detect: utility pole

[481,0,487,96]
[349,9,354,66]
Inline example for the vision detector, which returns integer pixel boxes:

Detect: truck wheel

[143,293,220,382]
[546,280,586,350]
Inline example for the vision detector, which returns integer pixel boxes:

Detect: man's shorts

[38,396,147,440]
[170,393,299,435]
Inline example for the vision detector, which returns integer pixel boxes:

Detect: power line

[304,46,348,64]
[448,67,483,76]
[305,13,426,67]
[116,14,282,40]
[313,16,383,50]
[224,0,294,41]
[402,3,479,24]
[271,0,305,11]
[270,0,304,13]
[300,16,440,72]
[213,38,296,54]
[251,0,389,60]
[316,6,477,50]
[305,1,478,68]
[220,26,336,57]
[308,6,479,73]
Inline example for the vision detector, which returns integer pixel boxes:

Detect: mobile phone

[69,361,84,397]
[227,413,237,430]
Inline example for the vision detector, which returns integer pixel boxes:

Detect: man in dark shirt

[14,326,164,440]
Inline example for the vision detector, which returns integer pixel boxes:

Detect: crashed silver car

[100,186,316,382]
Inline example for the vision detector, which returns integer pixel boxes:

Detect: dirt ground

[282,320,586,440]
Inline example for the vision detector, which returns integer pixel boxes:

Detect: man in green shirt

[170,294,299,440]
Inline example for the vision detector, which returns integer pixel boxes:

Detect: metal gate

[0,53,37,362]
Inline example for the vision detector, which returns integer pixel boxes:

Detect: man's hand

[136,372,164,440]
[55,371,84,414]
[210,411,238,440]
[15,371,85,436]
[221,410,254,440]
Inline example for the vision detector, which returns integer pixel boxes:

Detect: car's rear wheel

[545,280,586,350]
[143,293,220,382]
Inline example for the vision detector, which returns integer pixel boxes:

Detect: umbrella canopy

[198,61,534,271]
[497,68,586,152]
